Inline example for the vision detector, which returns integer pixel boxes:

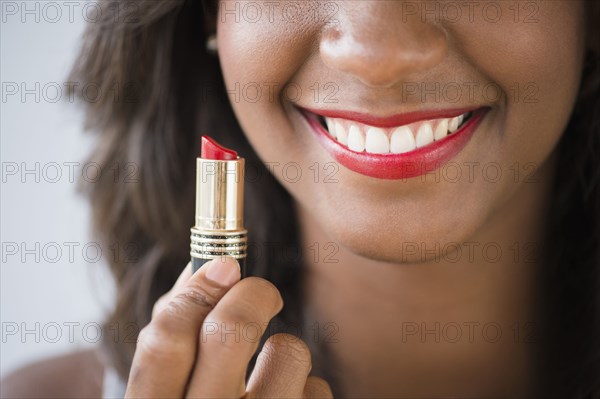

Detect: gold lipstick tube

[190,156,247,275]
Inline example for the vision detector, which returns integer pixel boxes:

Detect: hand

[124,256,333,398]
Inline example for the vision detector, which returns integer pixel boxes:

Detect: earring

[206,34,218,54]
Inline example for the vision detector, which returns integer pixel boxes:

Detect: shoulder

[1,349,104,398]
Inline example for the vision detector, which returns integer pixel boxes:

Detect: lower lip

[302,108,488,180]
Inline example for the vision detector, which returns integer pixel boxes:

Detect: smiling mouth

[317,112,472,154]
[299,107,489,180]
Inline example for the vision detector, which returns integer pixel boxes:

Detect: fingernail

[204,256,241,286]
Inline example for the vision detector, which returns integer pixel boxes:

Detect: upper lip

[300,106,481,128]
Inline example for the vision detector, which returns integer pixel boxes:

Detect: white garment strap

[102,366,127,399]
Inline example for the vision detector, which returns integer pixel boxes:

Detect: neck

[297,159,555,398]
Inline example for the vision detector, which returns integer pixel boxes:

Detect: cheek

[217,1,323,164]
[455,1,585,161]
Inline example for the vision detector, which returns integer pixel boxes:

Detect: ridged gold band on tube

[190,228,248,260]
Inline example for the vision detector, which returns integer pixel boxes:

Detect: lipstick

[190,136,247,275]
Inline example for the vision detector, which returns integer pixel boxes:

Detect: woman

[2,0,599,397]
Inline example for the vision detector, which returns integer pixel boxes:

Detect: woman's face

[217,0,586,263]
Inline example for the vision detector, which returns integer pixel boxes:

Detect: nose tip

[319,11,448,88]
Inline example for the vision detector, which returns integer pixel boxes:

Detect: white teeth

[390,126,416,154]
[434,119,449,141]
[448,116,460,133]
[322,112,469,154]
[347,125,365,152]
[365,127,389,154]
[335,121,348,145]
[416,122,434,148]
[325,118,336,137]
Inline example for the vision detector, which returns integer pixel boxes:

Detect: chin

[312,202,485,265]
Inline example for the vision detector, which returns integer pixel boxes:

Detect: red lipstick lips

[301,107,488,180]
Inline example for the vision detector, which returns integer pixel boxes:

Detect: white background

[1,1,115,377]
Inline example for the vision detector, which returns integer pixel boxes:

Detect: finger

[186,277,284,398]
[152,262,193,318]
[125,256,241,398]
[246,333,312,398]
[303,376,334,399]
